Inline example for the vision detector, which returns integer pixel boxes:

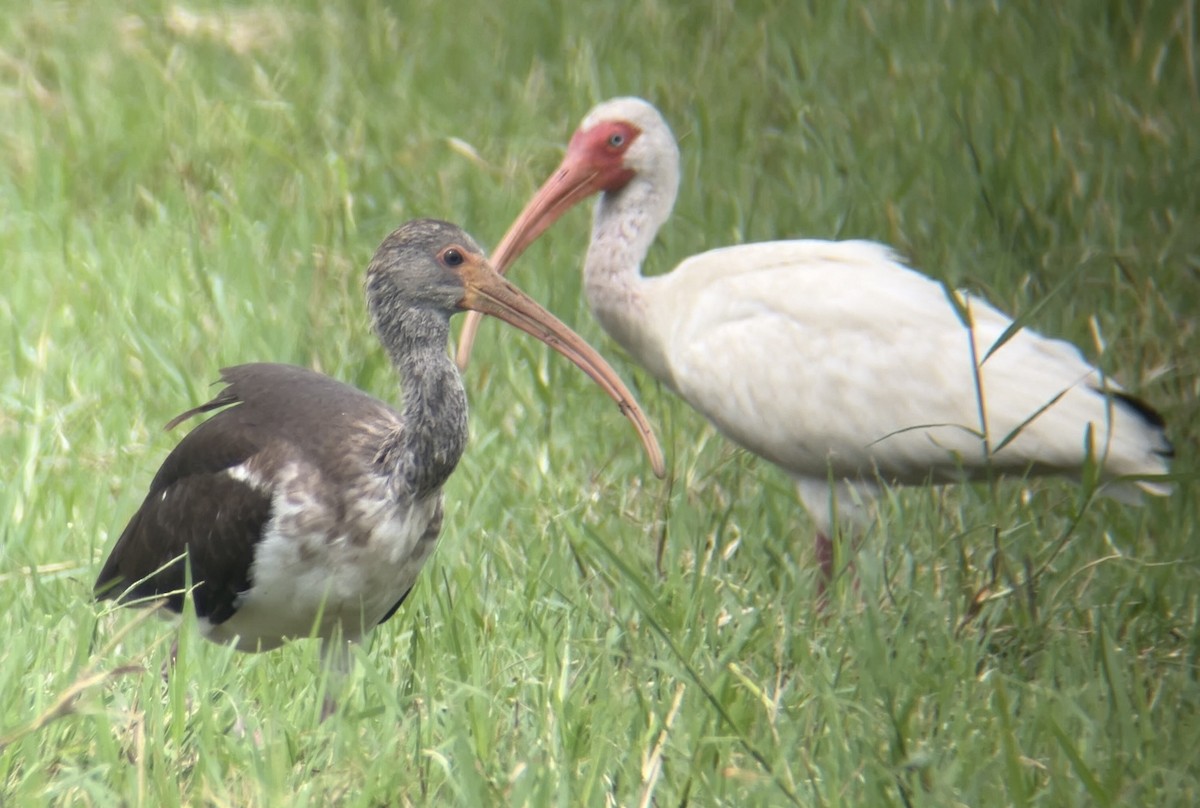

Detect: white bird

[456,97,1173,583]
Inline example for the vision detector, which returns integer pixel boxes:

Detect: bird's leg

[815,531,835,585]
[317,635,355,722]
[814,530,862,610]
[814,531,835,609]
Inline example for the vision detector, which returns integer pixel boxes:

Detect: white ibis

[455,98,1173,582]
[95,218,664,656]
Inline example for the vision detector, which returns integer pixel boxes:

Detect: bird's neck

[584,177,667,295]
[378,310,469,499]
[581,177,675,380]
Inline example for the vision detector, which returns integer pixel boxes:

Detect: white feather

[203,461,438,651]
[573,98,1170,537]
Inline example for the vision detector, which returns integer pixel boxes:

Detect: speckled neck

[581,157,679,384]
[372,306,469,499]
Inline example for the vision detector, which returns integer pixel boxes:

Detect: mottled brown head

[366,218,488,321]
[365,218,665,477]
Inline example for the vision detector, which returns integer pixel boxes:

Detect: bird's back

[644,239,1171,497]
[94,363,438,650]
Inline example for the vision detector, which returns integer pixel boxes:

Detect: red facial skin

[488,120,642,273]
[454,119,643,373]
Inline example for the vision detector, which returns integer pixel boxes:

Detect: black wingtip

[1102,388,1174,459]
[1111,390,1165,428]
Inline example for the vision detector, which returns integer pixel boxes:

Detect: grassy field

[2,0,1197,804]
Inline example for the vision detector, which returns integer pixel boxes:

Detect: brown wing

[94,393,274,624]
[96,363,407,626]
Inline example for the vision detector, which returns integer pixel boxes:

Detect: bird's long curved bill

[456,153,599,371]
[458,255,665,478]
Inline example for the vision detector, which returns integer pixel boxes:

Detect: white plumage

[457,97,1172,566]
[646,239,1169,524]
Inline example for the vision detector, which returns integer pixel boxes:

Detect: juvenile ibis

[455,98,1173,581]
[95,218,664,655]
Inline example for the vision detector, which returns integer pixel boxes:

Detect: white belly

[203,469,441,652]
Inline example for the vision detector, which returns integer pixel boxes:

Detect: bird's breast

[202,462,442,651]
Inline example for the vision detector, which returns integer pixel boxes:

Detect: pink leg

[815,530,834,607]
[815,531,834,582]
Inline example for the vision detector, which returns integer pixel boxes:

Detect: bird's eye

[607,133,625,149]
[441,248,465,267]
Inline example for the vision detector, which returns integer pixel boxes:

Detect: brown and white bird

[95,218,664,654]
[455,98,1173,580]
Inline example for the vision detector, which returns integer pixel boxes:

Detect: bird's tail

[1097,388,1173,502]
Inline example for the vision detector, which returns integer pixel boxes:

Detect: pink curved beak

[455,251,665,478]
[456,145,615,371]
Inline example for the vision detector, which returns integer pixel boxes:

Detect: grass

[1,0,1197,804]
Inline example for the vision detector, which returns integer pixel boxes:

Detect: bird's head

[488,97,681,274]
[574,97,679,193]
[366,218,493,321]
[366,218,667,477]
